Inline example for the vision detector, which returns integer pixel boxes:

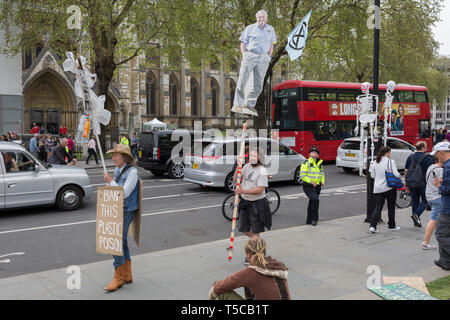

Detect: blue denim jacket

[114,166,139,212]
[439,159,450,215]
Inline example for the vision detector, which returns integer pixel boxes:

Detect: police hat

[309,147,320,154]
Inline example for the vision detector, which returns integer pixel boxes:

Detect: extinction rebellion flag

[286,10,312,61]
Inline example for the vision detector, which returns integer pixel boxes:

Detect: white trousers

[233,51,270,108]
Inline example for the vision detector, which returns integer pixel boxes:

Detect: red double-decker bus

[271,80,432,161]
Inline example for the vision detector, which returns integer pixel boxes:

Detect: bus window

[338,89,358,101]
[414,91,427,103]
[273,93,300,130]
[312,121,355,140]
[398,91,414,102]
[419,120,431,138]
[276,88,297,98]
[321,89,337,101]
[307,88,321,101]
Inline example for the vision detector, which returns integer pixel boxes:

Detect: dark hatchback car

[137,130,211,179]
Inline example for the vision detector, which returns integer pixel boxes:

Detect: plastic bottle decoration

[83,113,90,138]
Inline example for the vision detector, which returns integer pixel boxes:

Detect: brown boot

[104,264,124,292]
[123,260,132,284]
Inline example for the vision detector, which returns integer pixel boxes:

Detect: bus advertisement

[272,80,432,161]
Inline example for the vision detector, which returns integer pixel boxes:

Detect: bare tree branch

[116,47,140,66]
[290,0,301,28]
[112,0,136,29]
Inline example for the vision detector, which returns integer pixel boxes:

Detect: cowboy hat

[107,144,134,162]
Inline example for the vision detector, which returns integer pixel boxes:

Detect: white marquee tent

[143,118,167,131]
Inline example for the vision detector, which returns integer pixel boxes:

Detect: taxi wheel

[56,185,83,211]
[224,173,236,193]
[293,166,302,185]
[343,167,354,173]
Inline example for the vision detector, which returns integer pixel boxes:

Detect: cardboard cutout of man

[231,10,277,117]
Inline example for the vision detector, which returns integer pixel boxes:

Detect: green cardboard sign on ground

[368,282,438,300]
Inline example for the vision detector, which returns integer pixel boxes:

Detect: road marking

[0,252,26,258]
[142,192,211,201]
[0,205,222,235]
[0,252,26,263]
[0,183,366,236]
[91,182,193,189]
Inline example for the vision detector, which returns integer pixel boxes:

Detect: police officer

[120,134,130,146]
[300,147,325,226]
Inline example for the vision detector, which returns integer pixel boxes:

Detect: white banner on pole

[286,10,312,61]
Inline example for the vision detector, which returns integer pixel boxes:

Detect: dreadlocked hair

[245,238,268,269]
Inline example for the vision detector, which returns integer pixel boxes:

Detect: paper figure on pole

[286,10,312,61]
[63,52,111,143]
[231,10,277,117]
[355,82,379,177]
[63,51,111,173]
[383,81,396,146]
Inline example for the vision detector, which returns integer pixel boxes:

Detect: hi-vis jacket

[120,137,129,146]
[300,157,325,185]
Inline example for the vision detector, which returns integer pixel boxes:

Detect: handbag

[385,159,403,189]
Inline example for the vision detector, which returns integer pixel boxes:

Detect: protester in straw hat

[103,144,139,291]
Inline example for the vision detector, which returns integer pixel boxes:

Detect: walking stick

[227,118,249,261]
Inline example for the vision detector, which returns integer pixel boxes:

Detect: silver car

[0,142,93,211]
[184,137,306,192]
[336,137,415,172]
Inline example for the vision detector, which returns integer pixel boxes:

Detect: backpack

[405,154,426,189]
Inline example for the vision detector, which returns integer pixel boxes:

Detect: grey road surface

[0,164,370,278]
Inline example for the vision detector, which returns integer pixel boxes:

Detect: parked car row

[136,130,417,193]
[0,130,418,212]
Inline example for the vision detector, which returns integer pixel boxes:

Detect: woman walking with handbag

[369,146,402,233]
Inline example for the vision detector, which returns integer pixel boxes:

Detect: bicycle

[395,184,412,208]
[222,188,281,221]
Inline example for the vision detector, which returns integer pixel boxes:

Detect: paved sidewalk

[0,208,448,300]
[77,159,116,170]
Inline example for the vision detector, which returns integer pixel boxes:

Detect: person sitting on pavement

[369,146,401,233]
[103,144,140,291]
[47,138,77,166]
[2,152,19,172]
[208,237,290,300]
[422,142,447,250]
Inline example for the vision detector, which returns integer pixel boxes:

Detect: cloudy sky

[432,0,450,57]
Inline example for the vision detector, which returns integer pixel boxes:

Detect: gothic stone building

[21,44,287,147]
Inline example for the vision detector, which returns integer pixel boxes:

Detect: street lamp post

[366,0,381,221]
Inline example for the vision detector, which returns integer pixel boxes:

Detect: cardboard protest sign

[96,186,124,256]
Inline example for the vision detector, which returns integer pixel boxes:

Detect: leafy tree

[0,0,168,96]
